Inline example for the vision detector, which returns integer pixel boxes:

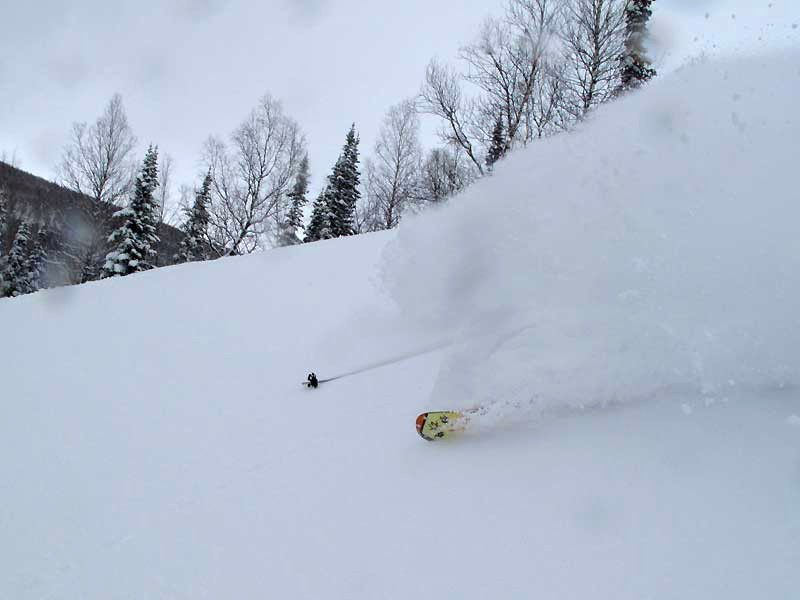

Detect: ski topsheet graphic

[415,411,470,441]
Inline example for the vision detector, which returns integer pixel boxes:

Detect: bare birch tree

[525,58,572,137]
[418,147,476,204]
[420,59,485,176]
[155,153,177,225]
[58,93,137,206]
[354,184,382,234]
[203,95,306,255]
[561,0,628,117]
[510,0,572,137]
[364,99,423,230]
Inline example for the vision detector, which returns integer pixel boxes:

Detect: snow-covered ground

[2,50,800,599]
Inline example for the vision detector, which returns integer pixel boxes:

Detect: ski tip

[416,413,430,439]
[416,411,468,441]
[416,413,441,441]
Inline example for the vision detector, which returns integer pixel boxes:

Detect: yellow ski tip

[416,411,468,441]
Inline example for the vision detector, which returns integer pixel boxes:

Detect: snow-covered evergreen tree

[486,117,506,171]
[25,227,49,294]
[0,187,7,246]
[0,187,8,294]
[618,0,657,93]
[2,221,31,297]
[103,145,161,277]
[278,155,310,246]
[175,172,212,263]
[304,127,361,243]
[304,187,334,242]
[326,125,361,238]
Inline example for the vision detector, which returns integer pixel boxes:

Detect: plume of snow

[383,50,800,422]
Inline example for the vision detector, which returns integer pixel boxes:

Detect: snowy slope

[2,51,800,599]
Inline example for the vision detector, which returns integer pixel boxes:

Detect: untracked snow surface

[2,51,800,599]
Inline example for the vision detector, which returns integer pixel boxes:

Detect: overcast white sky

[1,0,797,198]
